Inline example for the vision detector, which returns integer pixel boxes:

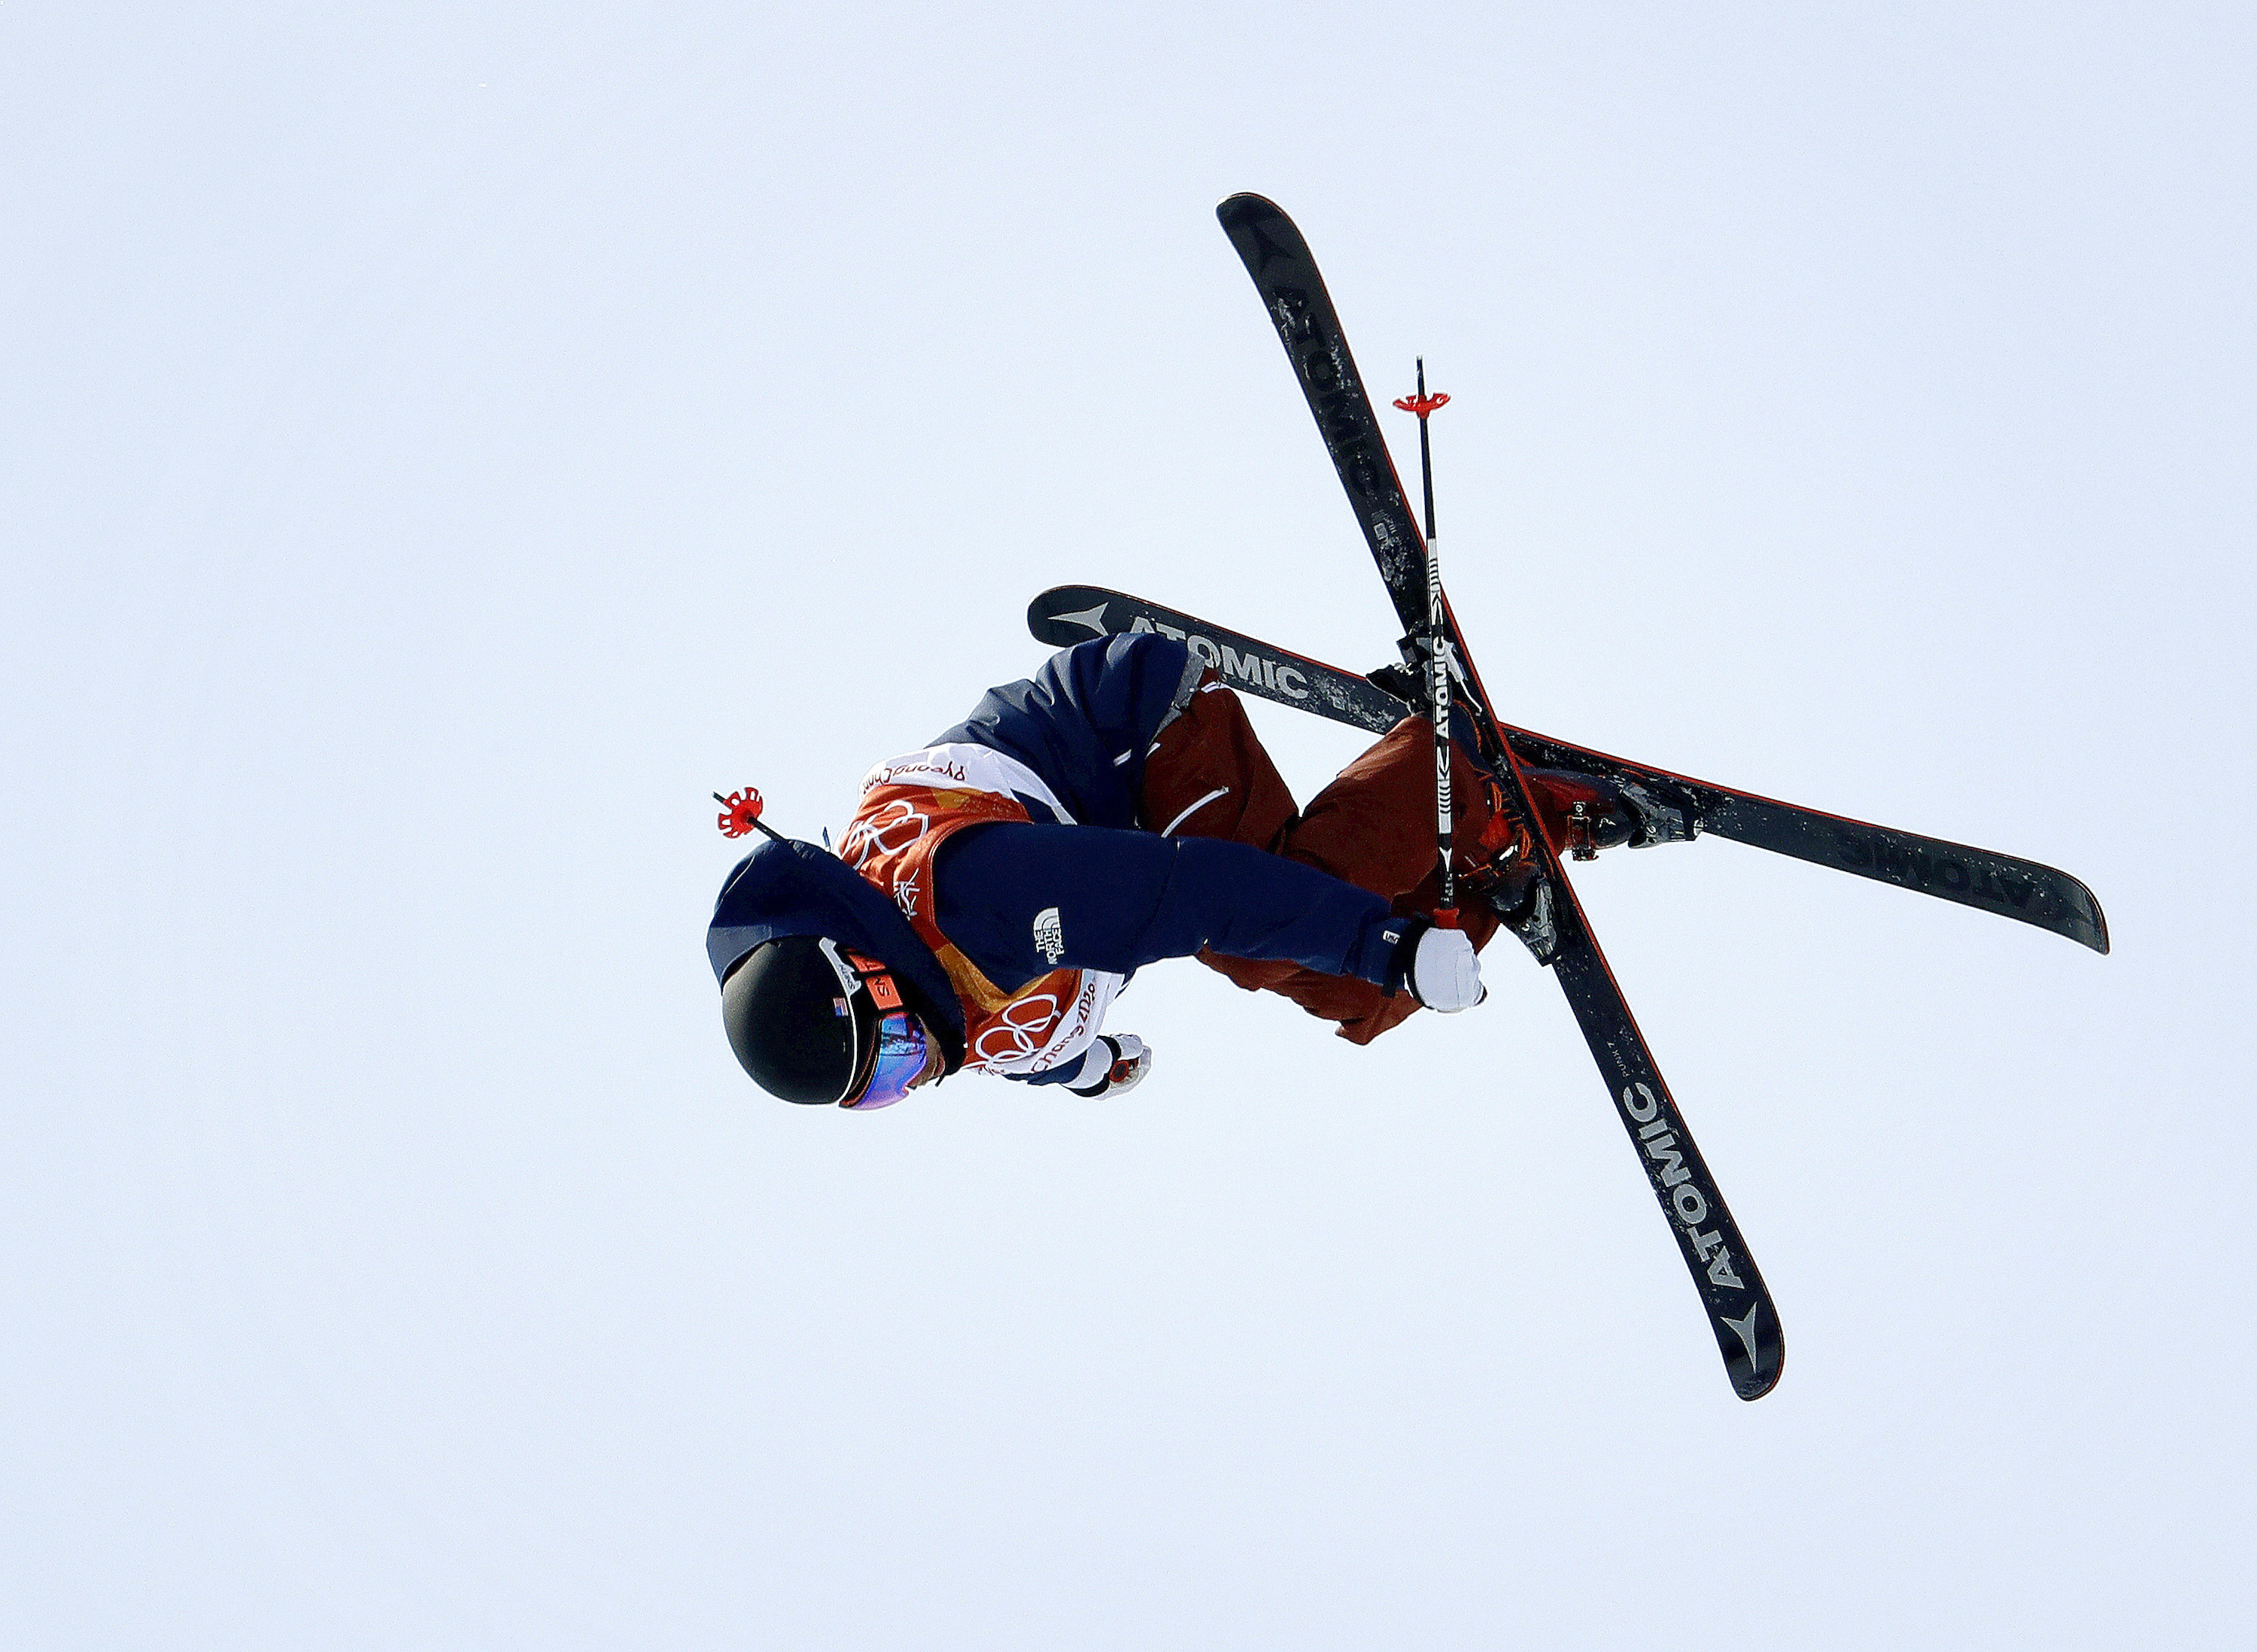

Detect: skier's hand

[1066,1034,1151,1098]
[1405,922,1484,1013]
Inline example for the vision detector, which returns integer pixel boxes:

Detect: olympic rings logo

[840,799,931,867]
[971,993,1063,1065]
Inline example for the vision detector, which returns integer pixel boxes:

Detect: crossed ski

[1025,195,2107,1401]
[1029,585,2108,955]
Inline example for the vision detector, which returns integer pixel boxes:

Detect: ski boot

[1365,657,1445,711]
[1365,658,1696,861]
[1521,770,1697,861]
[1365,656,1490,754]
[1454,783,1560,965]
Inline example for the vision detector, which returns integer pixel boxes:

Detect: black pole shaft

[1415,357,1438,544]
[1414,357,1454,919]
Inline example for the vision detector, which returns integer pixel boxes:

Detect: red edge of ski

[1215,192,1784,1400]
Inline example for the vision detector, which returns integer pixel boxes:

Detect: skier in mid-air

[697,189,2101,1397]
[707,633,1663,1110]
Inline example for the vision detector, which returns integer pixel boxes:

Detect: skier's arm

[934,822,1410,990]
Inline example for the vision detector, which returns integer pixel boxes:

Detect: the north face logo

[1032,906,1065,965]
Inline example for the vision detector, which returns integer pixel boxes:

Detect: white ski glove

[1406,922,1484,1013]
[1065,1034,1151,1098]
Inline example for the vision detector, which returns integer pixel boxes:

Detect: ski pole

[1394,362,1455,924]
[1398,357,1446,551]
[715,787,789,844]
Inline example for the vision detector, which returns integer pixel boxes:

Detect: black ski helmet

[719,937,870,1104]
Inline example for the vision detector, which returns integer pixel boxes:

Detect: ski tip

[1715,1298,1785,1401]
[1026,586,1118,650]
[2072,881,2111,955]
[1216,190,1283,220]
[2034,867,2110,954]
[1729,1339,1785,1403]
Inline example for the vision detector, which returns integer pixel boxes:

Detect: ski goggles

[818,939,933,1110]
[846,1007,931,1111]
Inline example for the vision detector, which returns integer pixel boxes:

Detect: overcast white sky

[5,3,2252,1646]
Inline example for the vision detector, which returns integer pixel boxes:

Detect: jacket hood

[706,839,968,1070]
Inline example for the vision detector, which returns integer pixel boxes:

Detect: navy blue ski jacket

[709,635,1406,1084]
